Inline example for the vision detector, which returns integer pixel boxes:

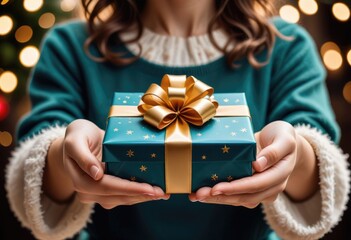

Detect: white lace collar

[121,28,229,67]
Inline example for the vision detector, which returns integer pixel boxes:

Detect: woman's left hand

[189,121,301,208]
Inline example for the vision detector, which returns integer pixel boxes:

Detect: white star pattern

[128,121,132,123]
[240,128,247,133]
[230,132,237,136]
[223,98,229,103]
[123,100,127,104]
[224,125,230,128]
[113,128,119,132]
[126,96,130,99]
[126,130,134,135]
[143,134,150,140]
[235,99,240,103]
[232,120,238,123]
[197,133,202,137]
[151,134,156,138]
[118,122,122,124]
[118,97,121,100]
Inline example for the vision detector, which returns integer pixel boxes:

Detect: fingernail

[190,199,198,202]
[212,191,221,196]
[90,165,100,180]
[257,156,267,169]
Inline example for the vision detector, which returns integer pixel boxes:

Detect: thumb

[64,137,104,181]
[252,137,294,173]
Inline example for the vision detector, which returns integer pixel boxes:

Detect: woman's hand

[188,121,318,207]
[43,119,169,209]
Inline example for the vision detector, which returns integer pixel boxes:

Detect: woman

[6,0,349,239]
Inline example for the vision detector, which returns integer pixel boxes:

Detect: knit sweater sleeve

[5,22,94,239]
[262,19,350,239]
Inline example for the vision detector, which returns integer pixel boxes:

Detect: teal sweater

[18,18,339,240]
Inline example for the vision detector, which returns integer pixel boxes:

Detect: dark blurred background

[0,0,350,239]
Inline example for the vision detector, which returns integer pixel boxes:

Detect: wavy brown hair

[82,0,282,68]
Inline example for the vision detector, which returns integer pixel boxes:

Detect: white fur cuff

[5,125,94,240]
[263,124,350,240]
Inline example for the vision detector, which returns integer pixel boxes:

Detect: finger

[211,156,293,195]
[64,135,104,181]
[202,182,284,206]
[188,187,212,202]
[253,135,296,172]
[67,158,165,196]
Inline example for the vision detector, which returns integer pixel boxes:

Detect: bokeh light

[0,95,9,120]
[321,41,341,56]
[343,81,351,104]
[347,49,351,67]
[38,13,56,29]
[23,0,43,12]
[19,46,40,67]
[1,0,10,5]
[0,71,18,93]
[298,0,318,15]
[60,0,78,12]
[332,2,350,21]
[279,5,300,23]
[0,15,13,36]
[0,131,12,147]
[15,25,33,43]
[323,50,343,71]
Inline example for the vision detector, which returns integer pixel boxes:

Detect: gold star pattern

[221,145,230,153]
[201,155,207,160]
[227,176,233,181]
[140,165,147,172]
[150,153,156,158]
[130,176,136,181]
[126,149,134,157]
[211,174,219,181]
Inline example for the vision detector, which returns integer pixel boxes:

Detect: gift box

[102,75,256,193]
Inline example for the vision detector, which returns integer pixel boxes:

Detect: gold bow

[137,74,218,193]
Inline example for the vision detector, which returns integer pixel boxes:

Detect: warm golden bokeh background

[1,0,350,239]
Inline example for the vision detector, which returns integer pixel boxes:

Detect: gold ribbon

[137,75,218,193]
[108,74,251,193]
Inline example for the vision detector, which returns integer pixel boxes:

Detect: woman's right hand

[44,119,169,209]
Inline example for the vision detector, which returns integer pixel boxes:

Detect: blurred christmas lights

[347,50,351,67]
[0,71,17,93]
[298,0,318,15]
[0,131,12,147]
[39,13,56,29]
[1,0,10,5]
[23,0,44,12]
[15,25,33,43]
[332,2,350,21]
[343,81,351,104]
[60,0,78,12]
[323,50,343,71]
[0,15,13,36]
[279,5,300,23]
[0,95,9,121]
[19,46,40,67]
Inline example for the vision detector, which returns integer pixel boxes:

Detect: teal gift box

[102,76,256,194]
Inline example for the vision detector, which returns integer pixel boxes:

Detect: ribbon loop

[139,74,218,129]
